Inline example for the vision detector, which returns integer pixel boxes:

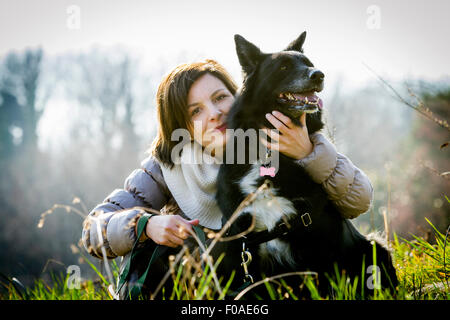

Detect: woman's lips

[215,123,227,133]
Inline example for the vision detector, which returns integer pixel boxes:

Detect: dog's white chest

[238,163,297,265]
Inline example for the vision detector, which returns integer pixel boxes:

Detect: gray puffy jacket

[82,132,373,260]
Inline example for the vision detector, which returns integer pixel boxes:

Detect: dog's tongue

[292,93,317,101]
[293,93,323,109]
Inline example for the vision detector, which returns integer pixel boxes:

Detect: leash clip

[241,242,254,284]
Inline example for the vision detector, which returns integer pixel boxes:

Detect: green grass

[1,218,448,300]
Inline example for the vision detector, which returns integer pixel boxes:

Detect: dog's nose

[310,70,324,82]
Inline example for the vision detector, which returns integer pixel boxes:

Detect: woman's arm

[81,156,170,259]
[295,132,374,219]
[262,111,373,219]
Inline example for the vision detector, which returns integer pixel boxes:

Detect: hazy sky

[1,0,449,152]
[1,0,449,84]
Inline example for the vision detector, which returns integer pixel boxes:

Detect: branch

[362,62,449,132]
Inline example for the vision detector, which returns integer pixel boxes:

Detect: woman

[81,59,373,295]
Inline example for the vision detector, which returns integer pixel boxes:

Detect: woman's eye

[215,94,227,102]
[191,107,200,116]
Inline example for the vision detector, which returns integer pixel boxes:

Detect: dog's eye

[280,65,288,71]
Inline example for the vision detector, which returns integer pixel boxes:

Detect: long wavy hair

[147,59,238,169]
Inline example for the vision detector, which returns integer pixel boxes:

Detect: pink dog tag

[260,166,276,177]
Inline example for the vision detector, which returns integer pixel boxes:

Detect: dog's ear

[284,31,307,53]
[234,34,262,76]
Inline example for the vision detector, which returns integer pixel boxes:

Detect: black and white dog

[214,32,398,298]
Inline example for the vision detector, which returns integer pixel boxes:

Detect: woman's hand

[141,215,199,248]
[261,110,313,160]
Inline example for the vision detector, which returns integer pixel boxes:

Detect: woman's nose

[209,106,223,120]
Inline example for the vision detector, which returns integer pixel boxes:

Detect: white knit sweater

[158,141,223,230]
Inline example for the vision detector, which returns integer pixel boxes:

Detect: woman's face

[187,73,234,155]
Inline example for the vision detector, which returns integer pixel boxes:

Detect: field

[1,216,448,301]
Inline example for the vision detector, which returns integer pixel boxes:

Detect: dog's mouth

[277,91,323,114]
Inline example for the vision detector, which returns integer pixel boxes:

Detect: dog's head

[233,32,324,131]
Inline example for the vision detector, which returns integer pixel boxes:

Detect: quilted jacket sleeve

[295,132,374,219]
[81,156,170,259]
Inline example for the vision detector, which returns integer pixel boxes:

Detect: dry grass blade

[150,246,187,299]
[41,259,65,274]
[218,214,256,242]
[37,203,87,228]
[419,160,450,181]
[150,180,273,299]
[89,215,115,291]
[233,271,318,300]
[444,225,450,287]
[204,179,272,257]
[382,208,390,244]
[188,227,224,298]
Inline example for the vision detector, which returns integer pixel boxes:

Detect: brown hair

[148,59,238,169]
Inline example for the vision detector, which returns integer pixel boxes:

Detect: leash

[116,213,207,300]
[238,144,315,286]
[235,210,313,287]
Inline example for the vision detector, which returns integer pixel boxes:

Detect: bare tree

[0,48,50,156]
[68,49,141,160]
[118,55,139,156]
[0,90,23,158]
